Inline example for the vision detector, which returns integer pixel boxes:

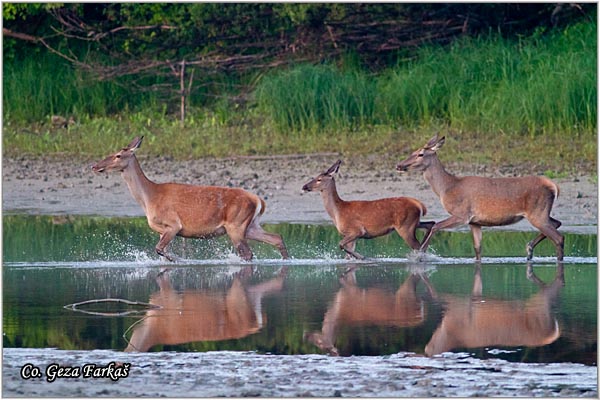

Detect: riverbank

[3,348,597,397]
[2,154,597,233]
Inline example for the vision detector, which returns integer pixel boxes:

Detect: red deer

[91,136,289,261]
[396,135,563,261]
[305,266,434,356]
[125,267,286,352]
[425,263,563,356]
[302,160,434,259]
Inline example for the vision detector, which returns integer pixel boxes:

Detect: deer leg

[417,221,435,243]
[418,273,438,300]
[234,239,253,261]
[395,226,421,251]
[304,289,344,356]
[526,217,562,260]
[224,222,255,261]
[471,264,483,298]
[420,215,466,252]
[246,221,289,259]
[340,267,358,286]
[470,224,483,261]
[226,231,254,261]
[155,228,180,262]
[339,235,365,260]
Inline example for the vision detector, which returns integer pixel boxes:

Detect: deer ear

[430,136,445,151]
[425,134,439,149]
[127,136,144,152]
[326,160,342,175]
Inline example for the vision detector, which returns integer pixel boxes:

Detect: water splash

[4,255,595,270]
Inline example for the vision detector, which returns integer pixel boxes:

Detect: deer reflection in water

[305,266,435,356]
[425,263,564,356]
[125,266,286,352]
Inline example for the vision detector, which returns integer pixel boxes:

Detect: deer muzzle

[396,162,409,173]
[91,164,105,173]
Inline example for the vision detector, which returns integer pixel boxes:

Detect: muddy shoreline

[3,348,597,398]
[2,154,597,233]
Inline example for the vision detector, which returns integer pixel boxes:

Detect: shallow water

[2,215,597,366]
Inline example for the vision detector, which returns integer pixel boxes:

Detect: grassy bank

[255,21,596,136]
[3,21,597,174]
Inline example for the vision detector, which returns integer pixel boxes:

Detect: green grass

[2,21,597,174]
[257,21,596,137]
[2,55,165,122]
[255,63,376,133]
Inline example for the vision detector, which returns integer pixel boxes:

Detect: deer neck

[319,181,345,226]
[121,156,156,213]
[423,156,458,198]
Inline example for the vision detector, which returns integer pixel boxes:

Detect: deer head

[92,136,144,173]
[396,135,445,173]
[302,160,342,193]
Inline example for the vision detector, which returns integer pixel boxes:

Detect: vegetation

[256,21,596,137]
[2,4,596,173]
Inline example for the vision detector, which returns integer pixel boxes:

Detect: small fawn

[302,160,434,259]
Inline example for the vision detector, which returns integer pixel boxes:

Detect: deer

[302,160,435,259]
[424,263,563,356]
[91,136,289,262]
[125,266,286,352]
[304,266,434,356]
[396,135,564,261]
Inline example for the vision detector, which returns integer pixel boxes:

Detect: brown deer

[396,135,563,261]
[302,160,434,259]
[91,136,288,261]
[305,266,434,356]
[424,263,563,356]
[125,267,286,352]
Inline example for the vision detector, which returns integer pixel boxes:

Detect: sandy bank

[2,155,597,234]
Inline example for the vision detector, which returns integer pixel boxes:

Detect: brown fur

[302,160,434,259]
[91,136,288,261]
[397,135,564,260]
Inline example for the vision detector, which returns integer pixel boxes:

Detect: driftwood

[64,298,161,317]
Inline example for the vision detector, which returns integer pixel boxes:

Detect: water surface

[3,216,597,366]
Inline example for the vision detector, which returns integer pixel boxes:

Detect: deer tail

[419,201,428,217]
[253,196,267,222]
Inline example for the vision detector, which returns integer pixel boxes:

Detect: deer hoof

[156,248,175,262]
[526,242,534,260]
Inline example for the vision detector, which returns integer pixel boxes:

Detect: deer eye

[417,152,424,157]
[115,154,121,159]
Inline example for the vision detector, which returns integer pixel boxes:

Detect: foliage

[3,4,594,86]
[2,6,597,173]
[255,20,596,137]
[373,20,597,136]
